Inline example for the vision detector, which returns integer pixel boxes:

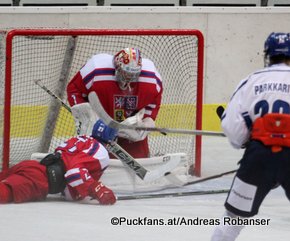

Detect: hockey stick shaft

[135,127,225,137]
[183,169,237,186]
[117,189,229,200]
[34,80,181,182]
[88,92,225,137]
[104,141,149,180]
[170,107,236,186]
[135,104,225,136]
[34,79,71,112]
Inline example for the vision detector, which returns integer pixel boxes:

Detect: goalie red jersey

[67,52,163,158]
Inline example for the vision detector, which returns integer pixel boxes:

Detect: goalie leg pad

[71,102,98,135]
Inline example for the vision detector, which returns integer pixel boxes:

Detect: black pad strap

[40,153,66,194]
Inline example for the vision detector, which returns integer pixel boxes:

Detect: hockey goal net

[0,29,204,176]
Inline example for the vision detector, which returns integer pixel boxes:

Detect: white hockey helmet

[114,48,142,90]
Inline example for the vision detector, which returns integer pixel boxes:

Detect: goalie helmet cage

[1,28,204,176]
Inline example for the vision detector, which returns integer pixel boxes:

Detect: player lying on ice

[0,119,118,205]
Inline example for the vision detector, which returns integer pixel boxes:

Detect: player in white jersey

[211,32,290,241]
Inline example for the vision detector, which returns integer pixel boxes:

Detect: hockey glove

[118,117,155,142]
[88,181,116,205]
[92,119,118,143]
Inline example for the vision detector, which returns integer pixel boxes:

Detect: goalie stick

[88,91,225,137]
[34,79,183,183]
[103,143,183,182]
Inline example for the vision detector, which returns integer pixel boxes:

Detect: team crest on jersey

[114,95,138,120]
[114,109,125,122]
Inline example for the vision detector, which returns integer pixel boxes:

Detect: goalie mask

[264,32,290,66]
[114,48,142,90]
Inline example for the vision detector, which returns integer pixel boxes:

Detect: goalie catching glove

[118,108,155,142]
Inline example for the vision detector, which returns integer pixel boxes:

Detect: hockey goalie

[66,47,162,159]
[64,47,189,192]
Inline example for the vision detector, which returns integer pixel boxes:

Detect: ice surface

[0,137,289,241]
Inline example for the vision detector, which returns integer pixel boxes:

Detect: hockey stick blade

[216,105,225,120]
[88,92,225,137]
[142,153,184,182]
[106,142,183,182]
[117,189,229,200]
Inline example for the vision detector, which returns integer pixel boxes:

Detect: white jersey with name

[222,63,290,149]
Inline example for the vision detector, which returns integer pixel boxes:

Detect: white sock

[210,210,244,241]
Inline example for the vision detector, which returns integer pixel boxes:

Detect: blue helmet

[264,32,290,58]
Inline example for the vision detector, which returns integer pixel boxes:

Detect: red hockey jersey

[67,53,163,158]
[56,136,109,201]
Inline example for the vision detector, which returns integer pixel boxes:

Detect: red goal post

[1,29,204,176]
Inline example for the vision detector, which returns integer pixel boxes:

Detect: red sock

[0,182,13,203]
